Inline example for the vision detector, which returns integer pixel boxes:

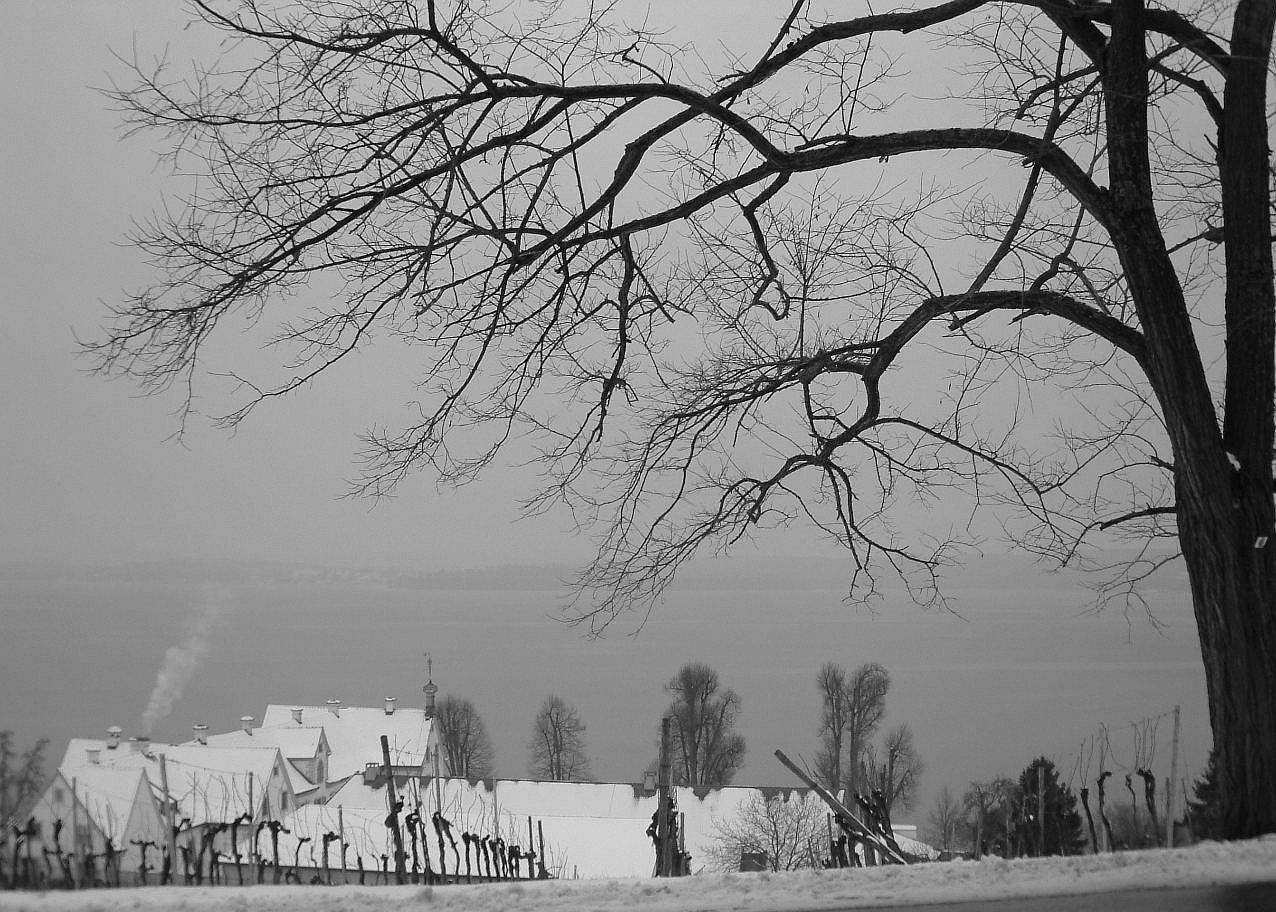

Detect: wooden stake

[247,771,256,868]
[338,806,346,884]
[656,717,672,876]
[381,736,407,884]
[537,820,546,879]
[70,776,80,889]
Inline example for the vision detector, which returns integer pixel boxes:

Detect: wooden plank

[773,750,909,864]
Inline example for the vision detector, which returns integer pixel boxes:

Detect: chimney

[106,726,122,750]
[193,723,209,745]
[240,715,254,735]
[130,735,151,755]
[384,696,397,715]
[326,699,341,718]
[290,707,303,725]
[86,748,101,765]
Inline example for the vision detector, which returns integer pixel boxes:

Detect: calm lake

[0,553,1209,820]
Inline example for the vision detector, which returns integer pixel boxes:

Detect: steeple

[422,652,438,718]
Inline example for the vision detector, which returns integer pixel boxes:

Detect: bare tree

[435,696,494,780]
[924,786,966,855]
[704,791,826,872]
[664,663,746,787]
[863,723,923,814]
[527,694,590,781]
[100,0,1276,836]
[963,776,1015,859]
[815,662,889,795]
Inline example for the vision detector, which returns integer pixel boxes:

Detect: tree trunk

[1101,0,1276,841]
[1177,488,1276,838]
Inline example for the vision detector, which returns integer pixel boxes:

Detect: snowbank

[3,838,1275,912]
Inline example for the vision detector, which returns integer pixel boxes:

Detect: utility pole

[1004,792,1012,857]
[1166,704,1182,848]
[1098,738,1108,853]
[381,736,407,884]
[433,745,443,825]
[656,716,673,877]
[158,755,178,879]
[1037,764,1045,857]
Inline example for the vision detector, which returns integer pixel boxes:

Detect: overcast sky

[2,2,598,571]
[2,1,846,573]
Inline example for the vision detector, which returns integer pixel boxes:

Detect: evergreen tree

[1015,758,1086,856]
[1186,750,1222,841]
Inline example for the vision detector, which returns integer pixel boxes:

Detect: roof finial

[422,652,438,718]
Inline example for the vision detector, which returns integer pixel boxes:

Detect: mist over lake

[0,552,1208,820]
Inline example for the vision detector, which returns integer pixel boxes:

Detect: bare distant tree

[704,791,826,873]
[100,0,1276,836]
[815,662,889,795]
[963,776,1016,859]
[435,696,494,779]
[664,663,745,787]
[924,786,966,855]
[863,723,923,814]
[0,732,48,826]
[528,694,590,781]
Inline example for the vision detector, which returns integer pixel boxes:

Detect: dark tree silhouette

[663,662,746,787]
[1016,757,1085,857]
[863,722,923,814]
[1186,750,1222,841]
[963,776,1017,859]
[528,694,591,781]
[99,0,1276,836]
[815,662,889,796]
[0,733,48,827]
[436,696,495,779]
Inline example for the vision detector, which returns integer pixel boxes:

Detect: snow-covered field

[3,838,1275,912]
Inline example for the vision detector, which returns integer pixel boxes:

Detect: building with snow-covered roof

[59,730,173,772]
[21,765,165,887]
[180,720,333,805]
[124,744,296,826]
[259,699,435,784]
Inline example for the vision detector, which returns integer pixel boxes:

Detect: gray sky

[2,2,596,570]
[1,1,813,572]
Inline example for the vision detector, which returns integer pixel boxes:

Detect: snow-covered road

[1,838,1274,912]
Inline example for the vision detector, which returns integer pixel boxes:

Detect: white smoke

[141,593,224,735]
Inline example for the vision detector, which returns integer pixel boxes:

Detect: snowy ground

[2,838,1275,912]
